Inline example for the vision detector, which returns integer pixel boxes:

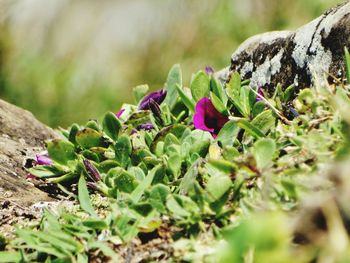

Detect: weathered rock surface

[218,1,350,95]
[0,99,59,206]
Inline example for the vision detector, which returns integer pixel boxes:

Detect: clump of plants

[1,49,350,263]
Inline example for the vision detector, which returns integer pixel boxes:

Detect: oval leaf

[164,64,182,109]
[47,139,76,165]
[78,174,96,217]
[252,138,276,170]
[76,128,103,149]
[102,112,122,141]
[191,71,210,102]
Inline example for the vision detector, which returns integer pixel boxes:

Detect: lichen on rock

[219,1,350,95]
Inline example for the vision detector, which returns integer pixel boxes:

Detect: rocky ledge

[0,99,58,206]
[217,1,350,95]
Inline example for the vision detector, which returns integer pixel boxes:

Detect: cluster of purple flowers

[115,89,167,132]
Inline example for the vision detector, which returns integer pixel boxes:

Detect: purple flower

[256,87,264,102]
[83,159,101,182]
[139,89,167,110]
[205,66,215,75]
[87,182,98,190]
[193,97,229,138]
[137,122,155,131]
[148,99,162,119]
[36,154,52,165]
[26,174,37,180]
[27,154,52,180]
[115,108,125,118]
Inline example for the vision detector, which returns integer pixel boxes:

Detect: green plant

[2,56,350,262]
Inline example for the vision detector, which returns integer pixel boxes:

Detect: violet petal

[83,159,101,182]
[139,89,167,110]
[193,98,215,133]
[87,182,98,190]
[205,66,215,75]
[256,87,264,102]
[26,173,37,180]
[115,108,125,118]
[36,154,52,165]
[137,122,155,131]
[193,97,229,138]
[149,98,162,119]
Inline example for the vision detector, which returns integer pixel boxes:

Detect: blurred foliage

[0,0,341,127]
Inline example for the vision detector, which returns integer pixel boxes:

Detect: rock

[0,99,59,206]
[220,2,350,95]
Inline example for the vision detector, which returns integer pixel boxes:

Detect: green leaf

[47,172,77,184]
[252,101,266,117]
[77,253,88,263]
[96,160,118,173]
[86,120,100,131]
[168,154,182,177]
[190,71,210,102]
[78,174,97,217]
[81,150,100,162]
[176,84,195,113]
[168,195,200,218]
[208,159,238,174]
[251,110,276,135]
[210,77,227,105]
[133,84,149,103]
[149,184,170,212]
[165,64,182,109]
[126,111,151,126]
[227,72,241,99]
[189,139,210,158]
[334,87,350,122]
[226,73,250,117]
[238,119,264,138]
[76,128,103,149]
[47,139,76,165]
[216,120,239,147]
[130,165,160,203]
[281,179,298,199]
[206,175,232,201]
[68,123,80,144]
[150,124,187,152]
[42,230,83,252]
[102,112,122,141]
[128,166,146,181]
[164,133,181,149]
[179,163,198,195]
[115,134,132,167]
[222,213,290,263]
[88,241,121,261]
[240,86,252,117]
[28,164,68,178]
[283,85,295,102]
[210,92,228,115]
[222,146,240,160]
[0,252,22,262]
[252,138,276,170]
[166,195,191,218]
[130,202,153,216]
[82,219,108,230]
[345,47,350,84]
[111,168,139,193]
[15,229,68,258]
[151,165,166,184]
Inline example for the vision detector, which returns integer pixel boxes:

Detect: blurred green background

[0,0,341,127]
